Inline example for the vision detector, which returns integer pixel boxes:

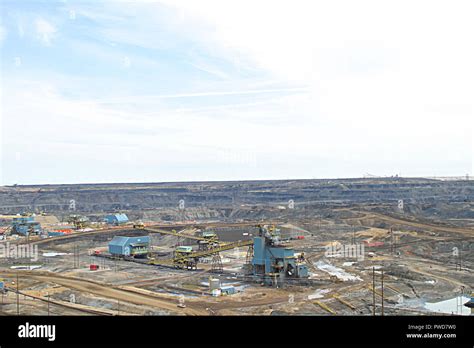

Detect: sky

[0,0,473,185]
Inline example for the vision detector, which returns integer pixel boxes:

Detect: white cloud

[83,87,309,104]
[155,0,474,174]
[2,1,472,183]
[3,80,298,183]
[35,18,57,46]
[0,25,6,43]
[17,21,24,38]
[2,75,470,184]
[159,1,474,81]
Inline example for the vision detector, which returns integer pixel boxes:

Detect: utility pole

[73,243,80,269]
[454,248,461,271]
[372,267,375,316]
[47,292,50,316]
[381,269,384,316]
[459,249,462,271]
[394,234,398,256]
[16,272,19,315]
[27,225,33,270]
[390,228,393,254]
[459,286,465,315]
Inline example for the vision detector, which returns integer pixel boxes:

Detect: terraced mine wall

[0,178,472,217]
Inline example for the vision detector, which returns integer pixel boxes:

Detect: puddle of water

[424,296,471,316]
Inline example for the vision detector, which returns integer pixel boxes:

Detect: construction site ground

[0,207,474,315]
[0,179,472,316]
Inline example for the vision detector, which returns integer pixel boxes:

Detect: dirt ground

[1,180,473,316]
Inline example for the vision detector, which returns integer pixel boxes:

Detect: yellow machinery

[149,239,253,270]
[133,220,145,229]
[67,215,89,229]
[144,227,222,245]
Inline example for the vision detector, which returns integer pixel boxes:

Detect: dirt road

[0,270,208,315]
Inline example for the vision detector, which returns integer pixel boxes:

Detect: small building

[48,231,66,237]
[104,213,129,225]
[211,289,221,297]
[220,285,236,295]
[201,231,217,238]
[198,231,218,250]
[175,246,193,253]
[209,277,220,291]
[108,236,150,257]
[48,226,74,237]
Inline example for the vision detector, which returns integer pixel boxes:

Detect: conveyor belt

[144,227,221,244]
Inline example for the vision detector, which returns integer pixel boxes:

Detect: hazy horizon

[1,173,472,187]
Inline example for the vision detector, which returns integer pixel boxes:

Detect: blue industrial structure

[220,285,236,295]
[251,225,308,285]
[48,231,66,237]
[11,217,41,236]
[108,236,150,257]
[104,213,129,225]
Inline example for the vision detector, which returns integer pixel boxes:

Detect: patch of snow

[10,265,42,270]
[424,296,470,316]
[315,260,362,281]
[43,252,69,257]
[307,289,331,300]
[342,262,356,267]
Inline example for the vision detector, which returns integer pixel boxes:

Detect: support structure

[210,253,223,273]
[245,244,253,267]
[16,272,19,315]
[381,269,384,316]
[372,267,375,316]
[250,225,309,286]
